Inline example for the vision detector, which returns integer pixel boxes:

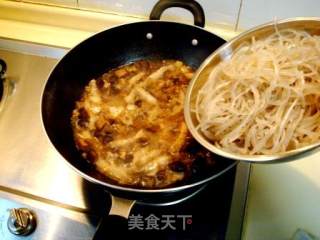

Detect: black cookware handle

[149,0,205,28]
[92,215,129,239]
[92,196,135,240]
[0,59,7,80]
[0,59,7,101]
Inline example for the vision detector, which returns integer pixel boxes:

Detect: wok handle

[92,195,135,240]
[150,0,205,28]
[0,59,7,81]
[109,195,136,218]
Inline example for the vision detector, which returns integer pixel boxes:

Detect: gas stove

[0,39,250,240]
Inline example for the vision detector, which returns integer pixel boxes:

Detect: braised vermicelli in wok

[72,59,216,188]
[194,29,320,155]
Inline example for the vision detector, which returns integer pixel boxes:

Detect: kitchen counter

[243,152,320,239]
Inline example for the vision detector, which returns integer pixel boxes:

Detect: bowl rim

[184,17,320,162]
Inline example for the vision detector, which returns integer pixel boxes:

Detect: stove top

[0,48,92,210]
[0,40,250,240]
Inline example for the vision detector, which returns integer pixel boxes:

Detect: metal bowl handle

[149,0,205,28]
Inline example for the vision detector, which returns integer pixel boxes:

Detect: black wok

[41,0,237,238]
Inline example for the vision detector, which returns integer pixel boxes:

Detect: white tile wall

[9,0,320,31]
[239,0,320,30]
[198,0,240,26]
[77,0,240,27]
[77,0,157,17]
[78,0,152,15]
[18,0,76,7]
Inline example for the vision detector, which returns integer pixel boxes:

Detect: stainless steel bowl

[184,17,320,163]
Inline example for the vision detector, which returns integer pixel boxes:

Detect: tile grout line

[235,0,244,31]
